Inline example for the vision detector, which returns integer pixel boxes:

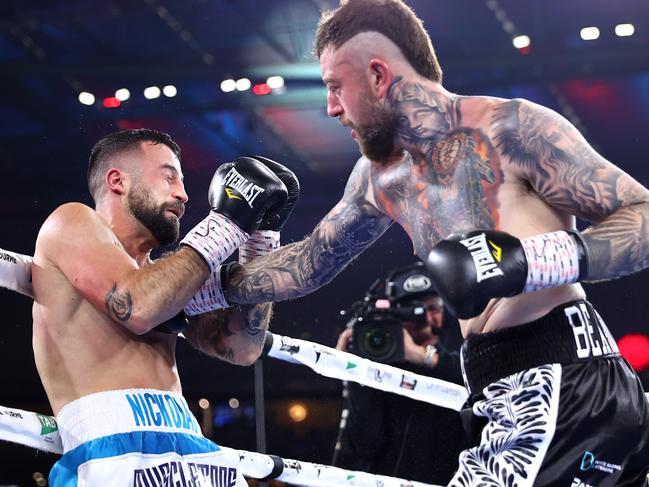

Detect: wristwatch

[423,344,438,366]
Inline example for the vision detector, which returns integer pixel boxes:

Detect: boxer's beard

[353,92,399,164]
[127,183,180,246]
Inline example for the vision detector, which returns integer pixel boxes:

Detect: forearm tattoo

[243,303,271,337]
[228,163,390,305]
[492,100,649,279]
[105,283,132,321]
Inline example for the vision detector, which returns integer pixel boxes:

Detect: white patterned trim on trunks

[449,364,562,487]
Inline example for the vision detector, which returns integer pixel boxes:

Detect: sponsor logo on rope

[133,462,237,487]
[36,414,58,435]
[460,233,504,282]
[222,168,265,208]
[0,252,17,264]
[399,374,417,390]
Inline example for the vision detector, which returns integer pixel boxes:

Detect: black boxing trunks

[449,300,649,487]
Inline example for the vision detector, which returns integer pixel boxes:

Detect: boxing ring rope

[0,328,646,485]
[0,404,439,487]
[263,332,469,411]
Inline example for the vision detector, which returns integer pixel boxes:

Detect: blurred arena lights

[78,91,95,105]
[220,79,236,93]
[143,86,161,99]
[266,75,285,89]
[163,85,177,97]
[615,23,635,37]
[512,34,531,55]
[198,398,210,409]
[115,88,130,101]
[102,96,121,109]
[253,83,272,96]
[288,403,308,423]
[235,78,251,91]
[512,35,530,49]
[228,398,240,409]
[618,334,649,372]
[580,26,600,41]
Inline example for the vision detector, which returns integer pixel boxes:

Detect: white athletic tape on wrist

[184,265,228,315]
[521,230,580,293]
[0,248,34,298]
[180,212,248,273]
[239,230,280,264]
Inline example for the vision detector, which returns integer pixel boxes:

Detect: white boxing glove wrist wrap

[183,265,229,316]
[238,230,280,264]
[0,248,34,298]
[180,212,248,273]
[521,230,582,293]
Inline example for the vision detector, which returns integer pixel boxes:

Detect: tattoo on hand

[105,283,132,321]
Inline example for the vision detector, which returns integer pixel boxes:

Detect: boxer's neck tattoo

[386,78,457,153]
[105,284,132,322]
[492,99,649,279]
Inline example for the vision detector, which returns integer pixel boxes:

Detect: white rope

[0,406,440,487]
[265,332,469,411]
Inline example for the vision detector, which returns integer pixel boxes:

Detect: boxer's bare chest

[370,127,513,259]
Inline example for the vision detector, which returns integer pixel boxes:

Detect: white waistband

[56,389,202,452]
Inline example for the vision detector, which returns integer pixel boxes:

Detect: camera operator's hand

[403,329,439,368]
[336,328,353,351]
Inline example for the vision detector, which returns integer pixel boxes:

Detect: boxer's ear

[105,167,126,195]
[368,58,393,100]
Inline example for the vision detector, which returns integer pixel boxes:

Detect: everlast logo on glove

[460,233,504,283]
[221,168,265,208]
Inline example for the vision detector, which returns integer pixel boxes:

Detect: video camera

[343,262,437,363]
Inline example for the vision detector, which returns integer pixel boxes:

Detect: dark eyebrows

[161,163,184,181]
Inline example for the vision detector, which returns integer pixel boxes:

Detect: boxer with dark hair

[29,128,297,485]
[221,1,649,485]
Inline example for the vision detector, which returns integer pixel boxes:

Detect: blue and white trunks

[49,388,246,487]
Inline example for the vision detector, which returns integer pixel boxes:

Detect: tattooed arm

[34,202,209,334]
[183,304,272,365]
[492,99,649,280]
[227,157,393,305]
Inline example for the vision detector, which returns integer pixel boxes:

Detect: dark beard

[127,184,180,246]
[352,91,399,163]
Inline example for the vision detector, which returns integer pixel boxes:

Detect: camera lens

[361,326,398,360]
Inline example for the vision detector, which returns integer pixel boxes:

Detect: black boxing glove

[426,229,589,319]
[208,157,288,234]
[238,156,300,264]
[181,157,288,272]
[250,156,300,232]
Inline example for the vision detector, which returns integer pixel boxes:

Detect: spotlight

[115,88,130,101]
[615,23,634,37]
[198,398,210,409]
[253,83,272,96]
[78,91,95,106]
[288,403,307,422]
[512,35,530,49]
[163,85,177,97]
[102,97,121,109]
[228,398,240,409]
[580,27,600,41]
[266,76,285,89]
[221,79,236,93]
[143,86,161,99]
[235,78,251,91]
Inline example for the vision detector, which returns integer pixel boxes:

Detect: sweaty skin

[32,142,271,414]
[226,34,649,338]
